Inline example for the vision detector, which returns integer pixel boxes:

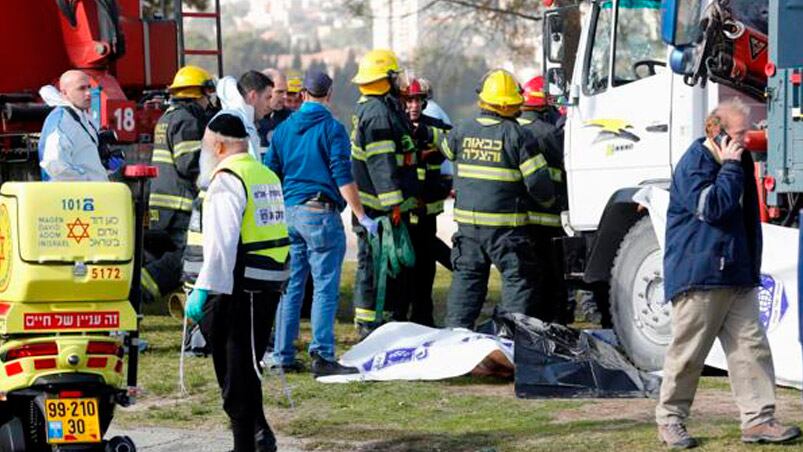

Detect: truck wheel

[610,216,672,371]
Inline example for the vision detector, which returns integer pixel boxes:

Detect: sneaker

[269,360,305,373]
[742,419,801,444]
[310,352,359,377]
[658,423,699,449]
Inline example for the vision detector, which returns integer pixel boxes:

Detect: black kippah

[208,113,248,139]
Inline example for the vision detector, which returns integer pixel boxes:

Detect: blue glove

[358,215,379,236]
[185,288,209,323]
[107,156,126,172]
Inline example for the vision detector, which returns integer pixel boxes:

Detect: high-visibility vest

[185,153,290,292]
[182,189,206,290]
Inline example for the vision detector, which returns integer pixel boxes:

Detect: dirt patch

[553,384,803,424]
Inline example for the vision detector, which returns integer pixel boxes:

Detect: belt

[303,199,336,210]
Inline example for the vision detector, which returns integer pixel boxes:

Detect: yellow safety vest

[210,153,290,291]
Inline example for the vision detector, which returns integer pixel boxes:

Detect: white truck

[541,0,802,387]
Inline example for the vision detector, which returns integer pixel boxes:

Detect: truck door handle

[646,124,669,133]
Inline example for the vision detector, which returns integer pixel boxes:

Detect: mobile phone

[714,129,731,148]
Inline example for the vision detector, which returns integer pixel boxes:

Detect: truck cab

[544,0,766,370]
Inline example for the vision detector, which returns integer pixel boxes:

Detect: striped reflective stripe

[173,140,201,159]
[454,208,529,227]
[151,149,173,164]
[441,139,454,160]
[141,269,161,298]
[244,267,290,282]
[351,144,366,160]
[355,308,376,322]
[519,154,548,177]
[187,231,203,246]
[529,211,561,227]
[476,117,501,126]
[549,167,563,182]
[378,190,403,206]
[149,193,193,211]
[426,164,442,171]
[417,168,426,180]
[358,191,383,210]
[183,261,203,274]
[426,200,444,215]
[365,140,395,158]
[457,163,522,182]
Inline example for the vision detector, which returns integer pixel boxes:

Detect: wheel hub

[631,250,672,346]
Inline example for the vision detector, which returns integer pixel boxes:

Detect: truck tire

[609,216,672,371]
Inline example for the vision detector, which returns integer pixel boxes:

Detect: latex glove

[185,288,209,323]
[107,156,126,172]
[391,205,402,226]
[358,215,379,236]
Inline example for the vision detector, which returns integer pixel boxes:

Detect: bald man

[38,70,108,181]
[257,68,292,146]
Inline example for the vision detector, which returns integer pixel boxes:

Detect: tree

[143,0,209,18]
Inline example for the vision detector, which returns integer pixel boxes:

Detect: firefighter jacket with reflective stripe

[415,114,452,216]
[182,189,206,288]
[149,101,208,214]
[518,110,566,227]
[446,111,555,227]
[351,94,419,215]
[203,153,290,292]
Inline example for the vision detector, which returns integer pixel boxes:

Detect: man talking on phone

[655,98,800,448]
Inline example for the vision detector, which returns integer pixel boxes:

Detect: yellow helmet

[477,69,524,107]
[286,70,303,93]
[168,65,214,97]
[352,49,400,85]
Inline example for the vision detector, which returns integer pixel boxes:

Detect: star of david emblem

[66,218,90,244]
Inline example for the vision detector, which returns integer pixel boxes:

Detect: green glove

[185,288,209,323]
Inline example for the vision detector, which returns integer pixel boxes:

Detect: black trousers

[396,214,441,326]
[143,209,190,299]
[445,225,542,329]
[529,225,570,324]
[200,289,279,452]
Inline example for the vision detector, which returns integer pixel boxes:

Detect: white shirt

[38,85,108,181]
[194,163,246,294]
[215,77,264,160]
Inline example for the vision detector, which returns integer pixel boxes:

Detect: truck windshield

[611,0,665,86]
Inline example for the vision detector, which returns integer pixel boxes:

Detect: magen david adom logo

[758,274,789,332]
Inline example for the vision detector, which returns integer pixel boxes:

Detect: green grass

[117,263,803,451]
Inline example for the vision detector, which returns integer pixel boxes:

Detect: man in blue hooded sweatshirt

[264,70,377,377]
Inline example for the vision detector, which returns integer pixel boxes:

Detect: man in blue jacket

[264,70,376,377]
[656,99,800,448]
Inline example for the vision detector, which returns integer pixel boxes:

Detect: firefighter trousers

[445,225,542,329]
[397,214,438,326]
[529,225,571,324]
[200,289,279,452]
[143,209,190,301]
[353,224,414,326]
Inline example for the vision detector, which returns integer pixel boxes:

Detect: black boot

[255,427,277,452]
[310,351,359,377]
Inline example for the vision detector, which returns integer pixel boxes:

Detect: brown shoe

[742,419,801,444]
[658,424,699,449]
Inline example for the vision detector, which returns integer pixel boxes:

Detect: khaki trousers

[655,287,776,429]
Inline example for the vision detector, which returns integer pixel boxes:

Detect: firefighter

[518,75,571,324]
[522,75,564,127]
[285,70,304,111]
[185,112,287,452]
[443,69,555,329]
[143,65,215,304]
[350,49,420,337]
[399,77,452,327]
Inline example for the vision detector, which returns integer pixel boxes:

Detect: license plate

[44,398,101,444]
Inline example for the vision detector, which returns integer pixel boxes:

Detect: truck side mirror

[547,68,567,99]
[546,14,564,63]
[660,0,704,47]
